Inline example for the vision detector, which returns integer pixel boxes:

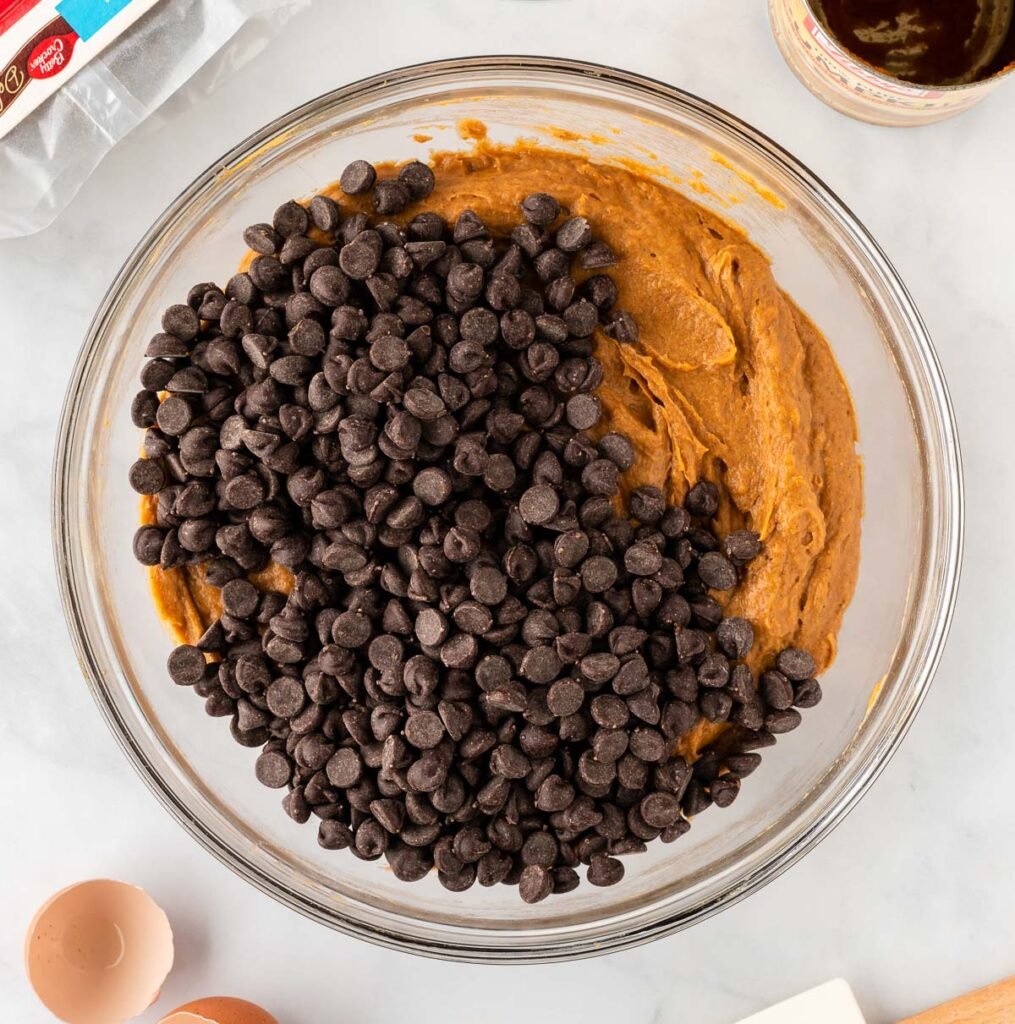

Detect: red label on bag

[26,27,74,76]
[0,0,43,37]
[0,0,160,139]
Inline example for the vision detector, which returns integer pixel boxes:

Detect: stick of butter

[735,980,867,1024]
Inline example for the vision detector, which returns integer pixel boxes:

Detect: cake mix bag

[0,0,308,238]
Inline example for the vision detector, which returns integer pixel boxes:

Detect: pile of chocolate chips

[129,159,822,901]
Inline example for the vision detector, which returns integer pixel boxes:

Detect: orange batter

[143,141,863,760]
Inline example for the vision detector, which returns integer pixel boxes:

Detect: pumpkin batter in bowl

[142,138,862,764]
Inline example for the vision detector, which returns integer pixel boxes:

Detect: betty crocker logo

[26,28,76,77]
[1,1,157,139]
[0,14,73,118]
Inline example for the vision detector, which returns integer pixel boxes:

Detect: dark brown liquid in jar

[814,0,1015,85]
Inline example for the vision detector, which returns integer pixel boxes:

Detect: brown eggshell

[160,996,279,1024]
[25,879,174,1024]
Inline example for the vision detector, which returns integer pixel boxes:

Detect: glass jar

[770,0,1015,125]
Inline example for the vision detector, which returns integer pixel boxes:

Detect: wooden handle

[900,976,1015,1023]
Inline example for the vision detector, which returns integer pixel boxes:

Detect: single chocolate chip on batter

[399,161,436,199]
[698,551,738,591]
[340,160,377,195]
[776,647,818,681]
[520,192,560,226]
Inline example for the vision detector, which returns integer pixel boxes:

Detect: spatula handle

[900,976,1015,1023]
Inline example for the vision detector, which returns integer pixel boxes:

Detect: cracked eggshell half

[25,879,174,1024]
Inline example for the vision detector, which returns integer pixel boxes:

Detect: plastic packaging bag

[0,0,308,239]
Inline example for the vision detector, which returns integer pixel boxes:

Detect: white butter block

[735,979,867,1024]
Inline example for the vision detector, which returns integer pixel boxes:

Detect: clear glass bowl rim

[53,55,964,963]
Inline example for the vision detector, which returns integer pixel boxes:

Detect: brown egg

[25,879,174,1024]
[160,996,279,1024]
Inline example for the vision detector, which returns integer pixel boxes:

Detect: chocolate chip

[580,240,617,269]
[519,864,553,903]
[518,484,559,524]
[398,161,436,199]
[453,825,492,863]
[698,551,738,590]
[255,750,292,789]
[128,459,166,495]
[471,567,508,606]
[639,791,682,829]
[697,653,730,689]
[760,670,795,711]
[520,193,560,226]
[590,437,630,477]
[321,749,360,786]
[314,819,351,850]
[565,394,601,431]
[589,731,626,767]
[725,753,762,777]
[132,526,165,566]
[302,197,339,235]
[587,854,624,887]
[793,678,823,708]
[716,617,754,659]
[405,710,445,749]
[700,690,733,722]
[475,655,511,692]
[605,310,638,344]
[733,701,766,732]
[724,530,761,564]
[535,774,575,813]
[517,646,559,686]
[547,678,584,717]
[140,359,175,392]
[686,480,720,517]
[243,223,281,255]
[629,727,668,763]
[162,303,199,342]
[556,216,592,252]
[776,648,817,681]
[167,645,206,685]
[221,579,258,619]
[404,387,446,420]
[521,831,558,869]
[453,209,488,243]
[614,657,650,697]
[266,677,305,718]
[765,708,803,734]
[272,200,308,238]
[332,611,372,648]
[580,556,617,594]
[489,744,531,780]
[407,753,447,793]
[340,160,376,195]
[386,842,433,881]
[710,774,741,808]
[339,231,382,280]
[590,694,629,729]
[581,459,620,497]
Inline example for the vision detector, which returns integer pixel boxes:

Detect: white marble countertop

[2,2,1013,1021]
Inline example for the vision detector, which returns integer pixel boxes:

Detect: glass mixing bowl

[54,57,963,962]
